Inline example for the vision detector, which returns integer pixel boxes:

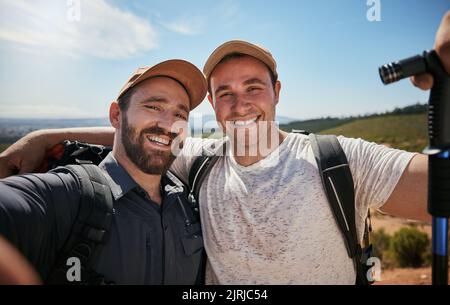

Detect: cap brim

[119,60,207,110]
[203,40,277,80]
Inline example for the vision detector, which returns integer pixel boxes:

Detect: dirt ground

[370,211,448,285]
[370,210,431,237]
[374,267,450,285]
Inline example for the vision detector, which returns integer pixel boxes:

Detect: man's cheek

[171,120,188,138]
[169,120,188,157]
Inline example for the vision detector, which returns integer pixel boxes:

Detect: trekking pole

[379,50,450,285]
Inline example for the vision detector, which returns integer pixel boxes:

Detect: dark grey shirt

[0,153,204,284]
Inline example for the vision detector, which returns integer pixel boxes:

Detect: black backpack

[186,131,373,285]
[44,141,115,284]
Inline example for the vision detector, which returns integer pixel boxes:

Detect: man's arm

[380,154,430,222]
[383,11,450,222]
[0,170,81,279]
[0,127,114,178]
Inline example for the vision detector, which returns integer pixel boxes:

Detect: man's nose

[231,95,251,114]
[156,110,176,133]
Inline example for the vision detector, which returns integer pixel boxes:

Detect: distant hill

[319,114,427,152]
[280,103,426,134]
[0,118,111,144]
[0,114,298,144]
[280,117,355,134]
[279,103,428,152]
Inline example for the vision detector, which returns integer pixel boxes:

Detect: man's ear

[109,101,121,129]
[208,94,215,109]
[274,81,281,105]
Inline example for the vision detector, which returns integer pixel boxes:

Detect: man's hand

[411,11,450,90]
[0,131,50,178]
[0,236,41,285]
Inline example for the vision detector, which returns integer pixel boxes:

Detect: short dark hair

[117,86,137,113]
[207,52,278,94]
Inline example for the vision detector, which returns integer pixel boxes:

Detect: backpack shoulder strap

[186,139,226,285]
[188,139,226,205]
[308,134,358,257]
[47,164,114,284]
[308,133,370,285]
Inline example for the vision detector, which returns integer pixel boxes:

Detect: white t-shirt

[170,133,416,284]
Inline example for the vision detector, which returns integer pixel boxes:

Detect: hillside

[279,103,428,153]
[279,103,427,136]
[279,117,355,134]
[319,114,427,153]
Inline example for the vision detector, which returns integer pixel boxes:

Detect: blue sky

[0,0,448,120]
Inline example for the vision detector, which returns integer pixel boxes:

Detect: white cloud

[161,17,204,36]
[0,0,159,59]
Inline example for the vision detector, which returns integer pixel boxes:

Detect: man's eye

[176,113,187,120]
[145,105,160,111]
[220,92,232,98]
[248,87,261,92]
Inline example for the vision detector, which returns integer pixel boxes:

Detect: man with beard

[2,12,450,284]
[0,59,208,284]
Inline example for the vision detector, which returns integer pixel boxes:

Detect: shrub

[371,228,391,261]
[389,227,430,268]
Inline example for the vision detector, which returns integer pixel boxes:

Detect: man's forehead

[131,77,190,108]
[211,56,272,81]
[134,77,189,98]
[217,54,265,69]
[210,65,272,90]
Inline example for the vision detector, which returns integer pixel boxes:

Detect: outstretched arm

[382,11,450,222]
[380,154,430,222]
[0,127,114,178]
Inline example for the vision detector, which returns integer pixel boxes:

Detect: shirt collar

[98,153,140,200]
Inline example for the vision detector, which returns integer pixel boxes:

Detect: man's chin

[140,155,174,175]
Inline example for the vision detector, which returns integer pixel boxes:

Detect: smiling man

[0,60,208,284]
[1,11,449,285]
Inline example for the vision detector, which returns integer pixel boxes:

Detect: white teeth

[233,117,258,127]
[147,136,170,145]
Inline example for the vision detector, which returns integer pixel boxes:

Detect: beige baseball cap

[203,40,278,81]
[117,59,207,110]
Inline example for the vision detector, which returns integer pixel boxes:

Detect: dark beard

[121,115,177,175]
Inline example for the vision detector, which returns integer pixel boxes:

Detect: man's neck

[232,129,289,167]
[112,150,163,205]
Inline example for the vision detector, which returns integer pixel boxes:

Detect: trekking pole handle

[379,50,450,151]
[380,50,450,285]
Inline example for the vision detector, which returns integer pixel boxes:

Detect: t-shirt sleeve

[0,168,81,278]
[169,137,220,184]
[337,136,417,212]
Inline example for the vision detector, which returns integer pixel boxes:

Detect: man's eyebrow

[140,96,167,103]
[214,78,268,96]
[140,96,189,114]
[176,103,190,114]
[214,85,231,96]
[243,78,267,86]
